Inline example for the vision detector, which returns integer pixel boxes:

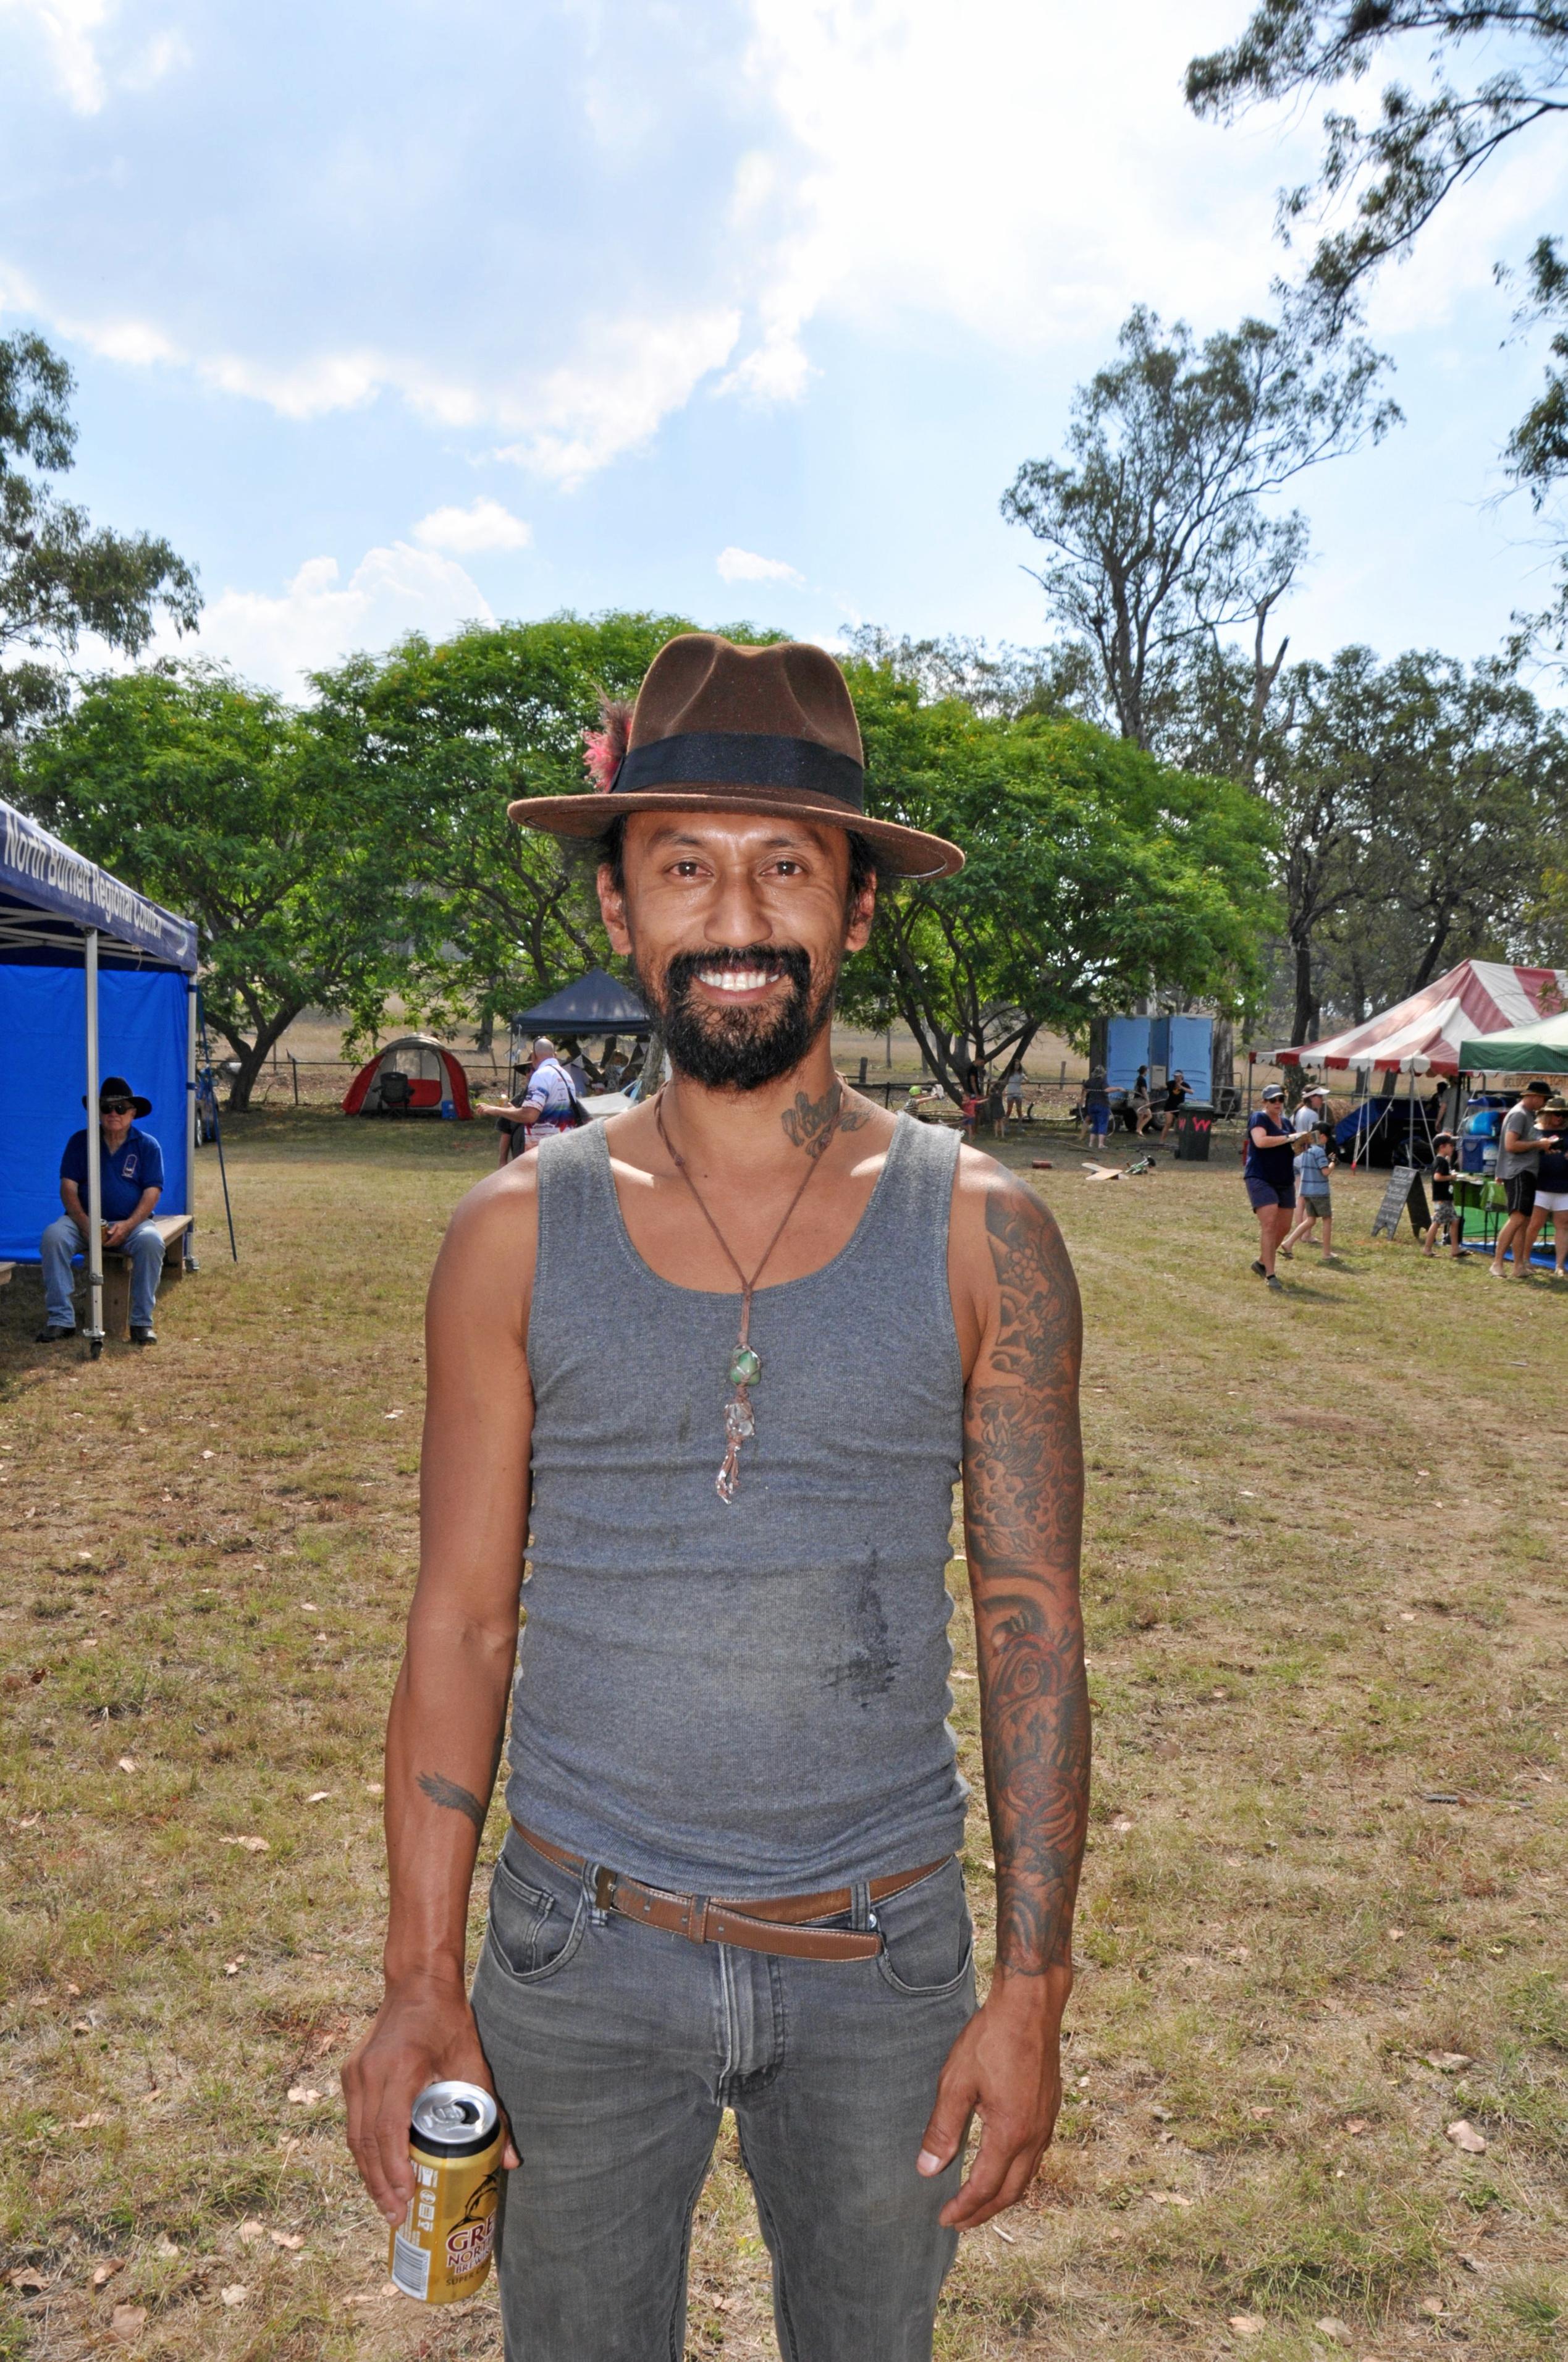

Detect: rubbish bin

[1173,1104,1214,1161]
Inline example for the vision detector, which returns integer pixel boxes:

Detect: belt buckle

[594,1864,618,1913]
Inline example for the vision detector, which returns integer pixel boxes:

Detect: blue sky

[6,0,1568,695]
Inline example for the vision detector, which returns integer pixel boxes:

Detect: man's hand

[917,1976,1065,2227]
[103,1219,130,1250]
[342,1973,519,2223]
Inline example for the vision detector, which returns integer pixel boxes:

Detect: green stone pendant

[728,1345,762,1389]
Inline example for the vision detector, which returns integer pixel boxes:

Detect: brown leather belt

[511,1821,948,1963]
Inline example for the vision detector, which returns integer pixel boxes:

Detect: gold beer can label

[389,2081,502,2305]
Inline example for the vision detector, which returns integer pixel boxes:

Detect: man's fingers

[916,2067,976,2176]
[946,2150,1040,2229]
[939,2122,1040,2229]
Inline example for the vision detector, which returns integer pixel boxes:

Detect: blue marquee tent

[1,799,198,1347]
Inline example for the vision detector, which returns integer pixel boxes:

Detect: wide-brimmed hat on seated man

[83,1075,152,1117]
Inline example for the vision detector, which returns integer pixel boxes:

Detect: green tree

[20,662,436,1109]
[999,305,1393,751]
[840,659,1278,1101]
[1171,641,1566,1043]
[310,612,702,1041]
[1,334,200,751]
[1187,5,1568,635]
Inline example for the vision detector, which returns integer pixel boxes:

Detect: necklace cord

[654,1087,840,1344]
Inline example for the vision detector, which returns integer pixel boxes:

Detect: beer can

[388,2080,502,2304]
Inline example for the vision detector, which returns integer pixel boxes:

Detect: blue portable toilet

[1105,1017,1151,1091]
[1150,1015,1213,1096]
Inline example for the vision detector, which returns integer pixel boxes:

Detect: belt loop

[850,1878,871,1933]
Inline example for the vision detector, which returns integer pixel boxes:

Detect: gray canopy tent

[508,968,651,1093]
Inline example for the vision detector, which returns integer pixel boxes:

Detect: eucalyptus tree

[1000,305,1394,751]
[1188,4,1568,637]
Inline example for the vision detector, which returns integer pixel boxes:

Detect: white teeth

[698,967,777,992]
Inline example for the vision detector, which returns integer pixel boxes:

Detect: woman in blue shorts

[1244,1083,1297,1290]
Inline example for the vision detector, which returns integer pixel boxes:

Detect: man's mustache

[659,944,814,1003]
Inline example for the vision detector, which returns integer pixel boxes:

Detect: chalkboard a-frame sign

[1371,1164,1430,1240]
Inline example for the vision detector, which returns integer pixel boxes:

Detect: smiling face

[598,812,875,1093]
[99,1099,135,1150]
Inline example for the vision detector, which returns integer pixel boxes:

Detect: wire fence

[236,1052,513,1111]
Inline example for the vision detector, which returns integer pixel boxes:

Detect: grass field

[2,1111,1564,2362]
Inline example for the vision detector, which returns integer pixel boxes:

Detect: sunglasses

[100,1098,135,1114]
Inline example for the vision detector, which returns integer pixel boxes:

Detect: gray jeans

[471,1832,976,2361]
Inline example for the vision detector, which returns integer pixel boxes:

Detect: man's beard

[633,941,837,1092]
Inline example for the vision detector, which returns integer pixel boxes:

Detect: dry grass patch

[1,1112,1564,2358]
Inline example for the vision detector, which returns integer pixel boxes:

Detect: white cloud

[413,496,532,554]
[716,0,1339,394]
[186,543,492,691]
[0,0,185,113]
[717,546,804,586]
[493,306,743,485]
[0,0,112,112]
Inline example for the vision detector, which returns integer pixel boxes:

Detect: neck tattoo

[655,1083,854,1502]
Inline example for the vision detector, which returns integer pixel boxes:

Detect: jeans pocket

[874,1857,974,1998]
[485,1848,587,1984]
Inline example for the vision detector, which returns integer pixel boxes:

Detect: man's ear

[598,861,632,956]
[844,874,877,955]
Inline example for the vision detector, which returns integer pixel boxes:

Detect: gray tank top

[505,1114,969,1896]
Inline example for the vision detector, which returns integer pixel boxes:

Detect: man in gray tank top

[344,635,1089,2361]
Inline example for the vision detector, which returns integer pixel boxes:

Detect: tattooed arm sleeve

[964,1175,1089,1979]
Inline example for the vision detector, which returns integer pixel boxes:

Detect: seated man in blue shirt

[38,1077,167,1346]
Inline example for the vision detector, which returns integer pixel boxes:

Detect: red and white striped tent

[1267,959,1568,1075]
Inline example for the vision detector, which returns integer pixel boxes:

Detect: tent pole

[185,976,198,1269]
[83,928,104,1356]
[197,988,239,1262]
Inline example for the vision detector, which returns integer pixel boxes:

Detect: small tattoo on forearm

[416,1772,487,1832]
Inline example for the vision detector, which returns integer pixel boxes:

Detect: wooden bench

[101,1214,193,1340]
[0,1261,13,1289]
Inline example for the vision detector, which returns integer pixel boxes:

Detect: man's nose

[704,863,772,946]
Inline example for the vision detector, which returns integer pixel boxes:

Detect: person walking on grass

[1291,1079,1331,1170]
[1422,1131,1467,1263]
[1279,1122,1337,1261]
[1128,1065,1152,1134]
[1522,1094,1568,1279]
[1490,1078,1551,1279]
[1244,1083,1297,1290]
[342,635,1090,2362]
[1082,1064,1110,1147]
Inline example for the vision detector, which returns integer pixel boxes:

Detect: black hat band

[613,730,864,811]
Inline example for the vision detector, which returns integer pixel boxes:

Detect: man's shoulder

[434,1153,541,1298]
[127,1125,162,1153]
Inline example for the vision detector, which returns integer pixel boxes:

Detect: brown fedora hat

[507,633,964,880]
